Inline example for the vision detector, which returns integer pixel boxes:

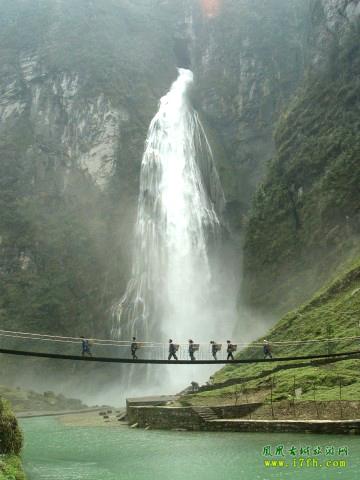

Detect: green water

[21,418,360,479]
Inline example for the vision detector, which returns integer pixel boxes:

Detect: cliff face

[242,1,360,313]
[0,0,358,338]
[178,0,359,316]
[0,0,178,186]
[187,0,359,229]
[0,0,179,336]
[187,0,313,230]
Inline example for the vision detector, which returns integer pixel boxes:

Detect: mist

[0,0,322,409]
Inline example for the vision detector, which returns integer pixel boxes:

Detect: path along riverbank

[127,397,360,434]
[16,407,126,427]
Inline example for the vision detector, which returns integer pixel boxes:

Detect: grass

[0,400,24,479]
[0,456,25,480]
[243,22,360,314]
[185,258,360,408]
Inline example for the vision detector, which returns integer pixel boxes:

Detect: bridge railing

[0,329,359,362]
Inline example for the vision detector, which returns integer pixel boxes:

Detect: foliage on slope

[0,385,86,413]
[0,399,22,455]
[243,20,360,313]
[0,456,25,480]
[0,133,117,336]
[186,257,360,405]
[0,399,25,480]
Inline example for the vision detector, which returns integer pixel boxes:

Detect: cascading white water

[112,68,227,350]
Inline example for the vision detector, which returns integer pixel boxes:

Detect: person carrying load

[210,340,221,360]
[188,339,198,361]
[80,336,92,357]
[191,381,199,392]
[168,339,178,361]
[226,340,236,361]
[131,337,138,360]
[263,340,272,359]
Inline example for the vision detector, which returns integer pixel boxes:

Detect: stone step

[192,406,219,422]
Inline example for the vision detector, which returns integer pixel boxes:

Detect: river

[21,417,360,479]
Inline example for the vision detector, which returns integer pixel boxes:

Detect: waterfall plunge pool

[21,417,360,479]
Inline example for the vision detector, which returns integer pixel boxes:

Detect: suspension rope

[0,329,161,345]
[0,328,359,348]
[0,347,359,364]
[0,332,159,349]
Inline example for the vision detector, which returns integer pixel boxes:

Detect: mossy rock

[0,400,23,456]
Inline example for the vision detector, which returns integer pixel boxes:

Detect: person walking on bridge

[131,337,138,360]
[263,340,272,359]
[168,339,178,361]
[226,340,234,361]
[210,341,218,360]
[188,339,196,361]
[80,336,92,357]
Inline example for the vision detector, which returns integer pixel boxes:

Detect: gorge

[0,1,359,478]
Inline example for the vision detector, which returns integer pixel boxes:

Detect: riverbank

[58,408,126,427]
[171,258,360,431]
[127,398,360,434]
[0,384,87,413]
[16,407,126,427]
[16,407,111,419]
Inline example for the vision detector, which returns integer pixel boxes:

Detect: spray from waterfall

[112,69,234,383]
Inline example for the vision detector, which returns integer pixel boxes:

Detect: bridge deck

[0,347,359,364]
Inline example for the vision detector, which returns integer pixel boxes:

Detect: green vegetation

[190,359,360,403]
[0,0,178,101]
[0,399,22,455]
[192,0,311,219]
[1,1,359,412]
[0,399,25,480]
[186,4,360,418]
[186,257,360,407]
[243,20,360,313]
[0,456,25,480]
[0,386,86,413]
[0,0,182,344]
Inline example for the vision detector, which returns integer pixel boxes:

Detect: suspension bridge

[0,329,359,365]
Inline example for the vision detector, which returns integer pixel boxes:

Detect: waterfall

[112,68,227,347]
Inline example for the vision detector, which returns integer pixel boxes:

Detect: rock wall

[0,0,358,348]
[182,0,360,314]
[127,402,360,433]
[127,403,262,429]
[0,0,179,339]
[1,60,124,189]
[243,1,360,313]
[187,0,314,230]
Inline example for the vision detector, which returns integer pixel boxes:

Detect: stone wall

[209,419,360,434]
[127,401,360,433]
[211,404,263,419]
[127,406,203,430]
[128,403,263,429]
